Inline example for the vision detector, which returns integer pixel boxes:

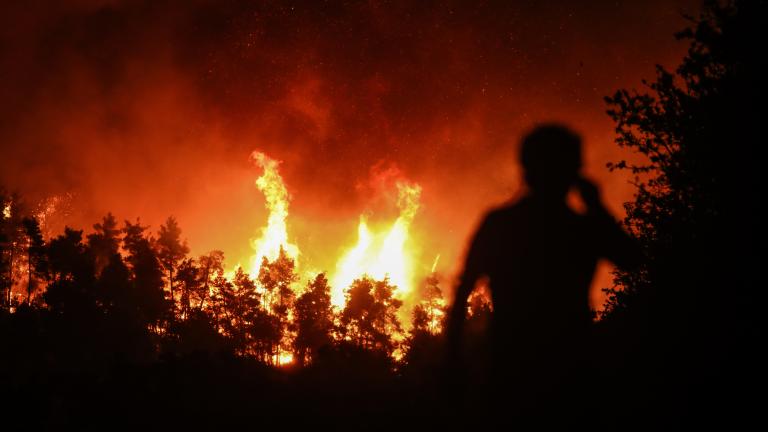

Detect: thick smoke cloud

[0,0,700,306]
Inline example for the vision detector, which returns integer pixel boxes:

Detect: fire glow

[248,151,300,277]
[241,151,425,311]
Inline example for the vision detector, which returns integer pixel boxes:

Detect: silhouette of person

[444,124,641,424]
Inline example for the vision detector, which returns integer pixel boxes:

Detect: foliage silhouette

[122,219,171,327]
[157,216,190,309]
[1,191,27,306]
[257,246,299,363]
[22,216,46,303]
[293,272,334,365]
[340,276,402,356]
[597,0,764,425]
[87,212,120,276]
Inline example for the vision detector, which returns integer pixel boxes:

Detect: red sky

[0,0,702,308]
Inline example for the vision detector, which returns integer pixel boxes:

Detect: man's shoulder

[485,199,528,219]
[480,200,528,225]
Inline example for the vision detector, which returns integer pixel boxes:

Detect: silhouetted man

[445,124,640,423]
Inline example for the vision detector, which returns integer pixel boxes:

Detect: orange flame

[240,151,425,313]
[330,181,421,307]
[248,151,300,278]
[273,351,295,366]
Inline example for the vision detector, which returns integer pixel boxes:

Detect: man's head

[520,124,583,198]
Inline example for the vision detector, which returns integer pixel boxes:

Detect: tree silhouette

[603,0,762,337]
[411,274,445,335]
[176,258,200,319]
[257,247,298,363]
[293,273,334,365]
[44,227,95,313]
[208,269,233,333]
[157,216,190,309]
[95,248,131,313]
[197,250,225,309]
[246,302,282,363]
[340,276,402,356]
[165,308,229,356]
[402,274,447,394]
[600,0,763,423]
[21,217,46,304]
[232,267,257,344]
[204,264,281,361]
[123,219,169,328]
[257,247,298,312]
[0,192,26,307]
[87,213,121,276]
[0,199,527,424]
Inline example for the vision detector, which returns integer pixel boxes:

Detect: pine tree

[157,216,190,309]
[176,258,200,319]
[0,192,26,307]
[123,219,169,328]
[293,273,334,365]
[197,250,224,309]
[257,246,298,363]
[21,216,46,304]
[340,276,402,356]
[87,213,120,276]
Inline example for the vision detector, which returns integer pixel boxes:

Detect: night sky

[0,0,701,306]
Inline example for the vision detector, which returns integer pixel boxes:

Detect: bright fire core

[331,183,421,307]
[242,151,425,310]
[248,151,300,278]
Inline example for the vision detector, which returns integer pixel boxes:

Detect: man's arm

[575,177,642,270]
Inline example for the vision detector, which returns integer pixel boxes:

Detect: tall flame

[242,151,424,310]
[248,152,299,278]
[331,181,422,307]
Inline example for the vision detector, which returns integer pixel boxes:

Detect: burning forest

[1,149,462,366]
[1,0,761,428]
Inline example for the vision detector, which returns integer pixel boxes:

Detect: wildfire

[431,254,441,274]
[34,194,70,237]
[248,152,300,278]
[242,151,424,312]
[330,181,421,307]
[274,351,295,366]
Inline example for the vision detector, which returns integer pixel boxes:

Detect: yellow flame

[248,152,299,278]
[428,305,446,334]
[331,181,421,307]
[273,351,294,366]
[330,217,372,306]
[2,203,10,219]
[431,254,441,273]
[35,195,65,234]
